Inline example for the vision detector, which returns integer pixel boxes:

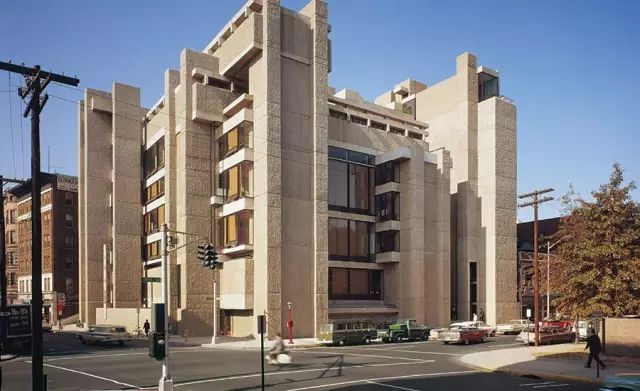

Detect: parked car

[319,320,377,346]
[429,327,446,340]
[496,319,529,335]
[600,372,640,391]
[572,320,593,341]
[440,326,487,345]
[379,319,431,343]
[78,325,131,346]
[517,325,576,345]
[544,320,572,331]
[450,321,496,337]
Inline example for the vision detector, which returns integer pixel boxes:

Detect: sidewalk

[460,343,636,384]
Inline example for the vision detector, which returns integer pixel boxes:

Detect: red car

[544,321,572,331]
[439,327,487,345]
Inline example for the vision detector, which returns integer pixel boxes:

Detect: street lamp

[287,302,293,345]
[546,235,572,320]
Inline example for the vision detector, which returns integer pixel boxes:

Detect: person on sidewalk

[143,319,151,337]
[479,308,485,323]
[473,313,478,321]
[584,328,606,369]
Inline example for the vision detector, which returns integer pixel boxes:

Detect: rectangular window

[144,241,161,261]
[218,124,251,160]
[328,147,375,214]
[65,257,74,270]
[350,115,368,126]
[375,192,399,222]
[144,177,165,204]
[329,218,373,262]
[329,109,347,120]
[65,235,74,248]
[143,137,165,178]
[143,205,165,234]
[218,211,253,248]
[376,230,399,253]
[470,261,478,317]
[370,121,386,131]
[8,252,17,265]
[375,161,400,185]
[389,126,405,136]
[9,273,16,286]
[43,234,51,247]
[219,162,253,202]
[408,131,423,140]
[7,209,16,224]
[65,278,73,295]
[65,192,73,206]
[329,268,383,300]
[8,230,16,244]
[65,213,73,228]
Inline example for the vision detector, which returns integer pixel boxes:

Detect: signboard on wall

[6,304,32,338]
[57,175,78,192]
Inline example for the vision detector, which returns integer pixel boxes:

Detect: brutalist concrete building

[78,0,517,338]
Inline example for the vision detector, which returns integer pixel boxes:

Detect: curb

[198,343,322,351]
[458,358,603,385]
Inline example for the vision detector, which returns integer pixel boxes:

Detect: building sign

[57,175,78,192]
[6,304,32,338]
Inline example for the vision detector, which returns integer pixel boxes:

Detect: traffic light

[197,242,219,269]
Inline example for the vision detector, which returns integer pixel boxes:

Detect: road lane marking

[158,360,435,389]
[366,380,422,391]
[44,347,215,362]
[532,384,569,389]
[27,361,141,389]
[488,343,525,348]
[297,350,434,361]
[285,370,480,391]
[320,347,461,356]
[520,382,557,386]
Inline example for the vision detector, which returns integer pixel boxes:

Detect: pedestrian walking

[473,312,478,321]
[584,328,606,369]
[479,308,485,323]
[143,319,151,337]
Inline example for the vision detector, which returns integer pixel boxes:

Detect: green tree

[551,163,640,318]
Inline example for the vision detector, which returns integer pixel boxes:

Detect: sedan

[517,325,576,345]
[440,327,487,345]
[496,319,529,335]
[78,325,131,346]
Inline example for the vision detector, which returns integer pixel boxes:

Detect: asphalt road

[2,335,599,390]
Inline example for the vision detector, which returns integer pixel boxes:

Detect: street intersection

[2,335,598,390]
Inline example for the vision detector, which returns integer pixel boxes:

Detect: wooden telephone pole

[518,188,554,347]
[0,61,79,391]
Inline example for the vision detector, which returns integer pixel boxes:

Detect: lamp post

[546,235,572,320]
[287,302,293,345]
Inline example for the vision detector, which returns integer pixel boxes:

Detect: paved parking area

[2,336,598,390]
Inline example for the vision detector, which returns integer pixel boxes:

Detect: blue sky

[1,0,638,220]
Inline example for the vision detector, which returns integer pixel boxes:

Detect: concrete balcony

[224,93,254,118]
[218,148,254,172]
[375,182,400,195]
[219,257,253,310]
[191,82,234,124]
[220,197,254,218]
[214,12,263,77]
[376,251,400,264]
[221,244,254,257]
[376,220,400,232]
[223,108,253,136]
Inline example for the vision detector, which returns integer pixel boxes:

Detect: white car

[496,319,529,335]
[450,321,496,337]
[78,325,131,346]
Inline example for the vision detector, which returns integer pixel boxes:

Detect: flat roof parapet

[204,0,263,54]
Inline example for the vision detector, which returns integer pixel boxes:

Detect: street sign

[142,277,161,283]
[6,304,32,338]
[526,309,532,318]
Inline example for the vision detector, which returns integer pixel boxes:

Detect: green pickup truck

[378,319,431,343]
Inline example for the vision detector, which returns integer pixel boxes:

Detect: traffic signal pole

[159,224,173,391]
[0,61,79,391]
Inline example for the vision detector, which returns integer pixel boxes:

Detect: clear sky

[1,0,638,220]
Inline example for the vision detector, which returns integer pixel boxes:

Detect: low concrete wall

[96,308,152,333]
[604,318,640,357]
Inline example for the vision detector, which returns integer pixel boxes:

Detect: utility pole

[518,188,553,347]
[160,224,173,391]
[0,61,79,391]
